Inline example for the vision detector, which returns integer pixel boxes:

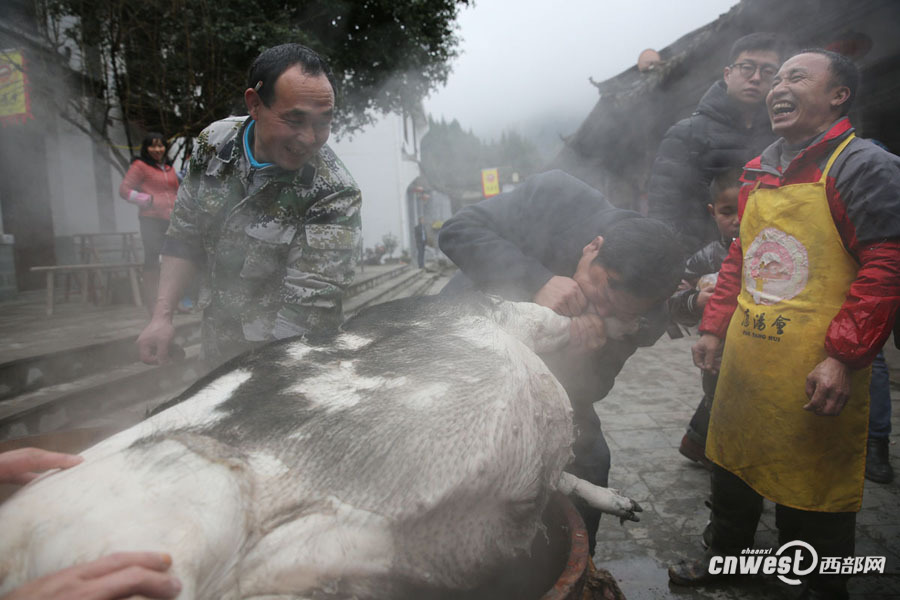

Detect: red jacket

[119,158,179,221]
[700,118,900,369]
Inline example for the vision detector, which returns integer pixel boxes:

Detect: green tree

[420,117,542,197]
[419,117,484,194]
[381,232,398,258]
[33,0,469,172]
[486,130,542,177]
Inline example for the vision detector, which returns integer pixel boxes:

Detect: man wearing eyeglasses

[648,33,785,469]
[648,32,785,255]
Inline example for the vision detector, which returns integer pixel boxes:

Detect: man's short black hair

[729,32,784,64]
[593,218,684,300]
[796,48,860,117]
[709,168,743,203]
[247,43,335,107]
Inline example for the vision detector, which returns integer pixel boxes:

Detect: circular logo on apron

[744,227,808,305]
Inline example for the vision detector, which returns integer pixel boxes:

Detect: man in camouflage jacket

[138,44,361,366]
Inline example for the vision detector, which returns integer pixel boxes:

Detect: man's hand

[804,356,851,416]
[0,552,181,600]
[137,317,177,365]
[533,276,587,317]
[692,334,723,373]
[567,313,607,355]
[0,448,83,485]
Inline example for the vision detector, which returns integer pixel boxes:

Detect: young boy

[668,169,741,468]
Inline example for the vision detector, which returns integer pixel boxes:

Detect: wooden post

[128,266,143,308]
[46,271,54,316]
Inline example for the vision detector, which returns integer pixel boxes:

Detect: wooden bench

[72,232,141,264]
[30,263,144,316]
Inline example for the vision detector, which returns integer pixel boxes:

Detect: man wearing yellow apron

[669,50,900,600]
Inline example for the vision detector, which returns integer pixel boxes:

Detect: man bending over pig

[439,169,684,552]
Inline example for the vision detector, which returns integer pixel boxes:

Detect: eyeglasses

[729,62,778,81]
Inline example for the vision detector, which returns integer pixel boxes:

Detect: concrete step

[0,263,421,439]
[0,320,201,402]
[345,264,410,298]
[0,266,413,403]
[0,345,206,440]
[345,268,427,316]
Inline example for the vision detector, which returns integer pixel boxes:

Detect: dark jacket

[414,224,427,248]
[647,80,774,253]
[701,118,900,368]
[438,170,668,412]
[668,238,730,327]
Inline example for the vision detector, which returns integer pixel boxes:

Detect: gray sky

[424,0,738,141]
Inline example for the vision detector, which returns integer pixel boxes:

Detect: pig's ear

[581,236,604,258]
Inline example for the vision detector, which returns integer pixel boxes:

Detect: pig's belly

[0,295,574,599]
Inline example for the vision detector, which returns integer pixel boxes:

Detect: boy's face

[708,187,740,240]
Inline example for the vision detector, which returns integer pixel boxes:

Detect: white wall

[329,114,422,253]
[46,115,139,237]
[46,111,420,254]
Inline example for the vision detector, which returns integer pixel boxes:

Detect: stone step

[0,320,201,402]
[0,265,413,402]
[0,263,424,439]
[344,268,427,316]
[0,345,206,440]
[344,264,410,298]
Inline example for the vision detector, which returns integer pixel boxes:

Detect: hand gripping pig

[0,294,640,599]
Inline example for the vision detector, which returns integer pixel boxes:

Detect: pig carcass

[0,295,639,599]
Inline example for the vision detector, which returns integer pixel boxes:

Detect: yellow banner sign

[0,50,32,125]
[481,167,500,197]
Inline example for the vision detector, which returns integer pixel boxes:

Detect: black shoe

[679,434,713,471]
[865,436,894,484]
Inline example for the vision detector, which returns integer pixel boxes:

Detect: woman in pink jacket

[119,133,179,311]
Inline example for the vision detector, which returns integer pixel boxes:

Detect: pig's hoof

[618,500,643,524]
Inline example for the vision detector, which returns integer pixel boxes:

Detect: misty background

[425,0,736,157]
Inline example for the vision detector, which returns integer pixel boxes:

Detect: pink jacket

[119,159,179,221]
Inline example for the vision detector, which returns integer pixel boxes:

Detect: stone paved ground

[592,335,900,599]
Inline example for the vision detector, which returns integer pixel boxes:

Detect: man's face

[724,50,781,108]
[572,237,657,326]
[244,65,334,171]
[766,53,848,144]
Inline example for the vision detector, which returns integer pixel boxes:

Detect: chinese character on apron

[707,134,870,513]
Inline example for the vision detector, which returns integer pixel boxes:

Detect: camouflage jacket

[163,116,361,363]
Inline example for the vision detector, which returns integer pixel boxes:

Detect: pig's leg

[557,472,642,524]
[489,300,571,353]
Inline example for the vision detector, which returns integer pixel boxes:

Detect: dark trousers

[709,465,855,597]
[869,350,892,438]
[686,370,718,444]
[416,244,426,268]
[565,406,611,555]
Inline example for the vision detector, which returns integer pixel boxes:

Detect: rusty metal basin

[539,492,590,599]
[453,491,589,600]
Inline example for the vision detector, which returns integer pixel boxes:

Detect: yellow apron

[706,134,870,513]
